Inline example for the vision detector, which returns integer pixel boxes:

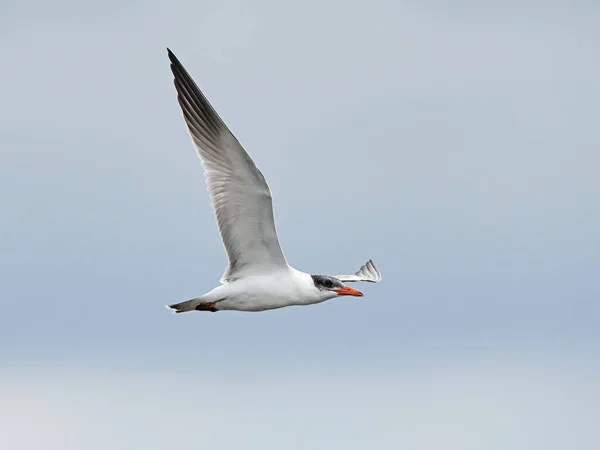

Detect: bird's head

[310,275,363,300]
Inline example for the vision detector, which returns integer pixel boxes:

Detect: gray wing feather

[168,49,288,282]
[335,260,382,283]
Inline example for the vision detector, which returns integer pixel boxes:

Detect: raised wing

[335,260,382,283]
[168,49,288,283]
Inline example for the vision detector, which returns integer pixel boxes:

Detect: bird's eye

[324,279,334,288]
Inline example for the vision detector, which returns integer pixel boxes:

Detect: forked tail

[167,297,218,313]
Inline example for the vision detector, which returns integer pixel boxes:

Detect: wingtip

[166,48,179,66]
[357,259,382,283]
[370,260,382,282]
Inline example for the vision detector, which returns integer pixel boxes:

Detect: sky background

[1,0,599,449]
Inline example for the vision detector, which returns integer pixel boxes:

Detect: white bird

[166,49,381,313]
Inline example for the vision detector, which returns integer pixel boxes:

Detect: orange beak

[334,286,363,297]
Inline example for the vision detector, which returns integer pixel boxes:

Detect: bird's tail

[166,297,218,313]
[166,298,203,314]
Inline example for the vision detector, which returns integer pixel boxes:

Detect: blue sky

[1,1,599,449]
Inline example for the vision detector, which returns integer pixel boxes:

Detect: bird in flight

[166,49,381,313]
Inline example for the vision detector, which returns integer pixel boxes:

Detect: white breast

[211,269,331,312]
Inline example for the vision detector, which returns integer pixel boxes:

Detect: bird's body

[180,269,335,312]
[165,49,381,314]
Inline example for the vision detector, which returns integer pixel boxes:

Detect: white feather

[335,260,382,283]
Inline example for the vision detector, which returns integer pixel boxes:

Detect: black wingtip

[167,48,182,79]
[166,48,179,65]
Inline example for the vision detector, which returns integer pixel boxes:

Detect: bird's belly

[217,293,305,312]
[212,272,325,312]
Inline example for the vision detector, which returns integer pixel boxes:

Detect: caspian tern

[166,49,381,313]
